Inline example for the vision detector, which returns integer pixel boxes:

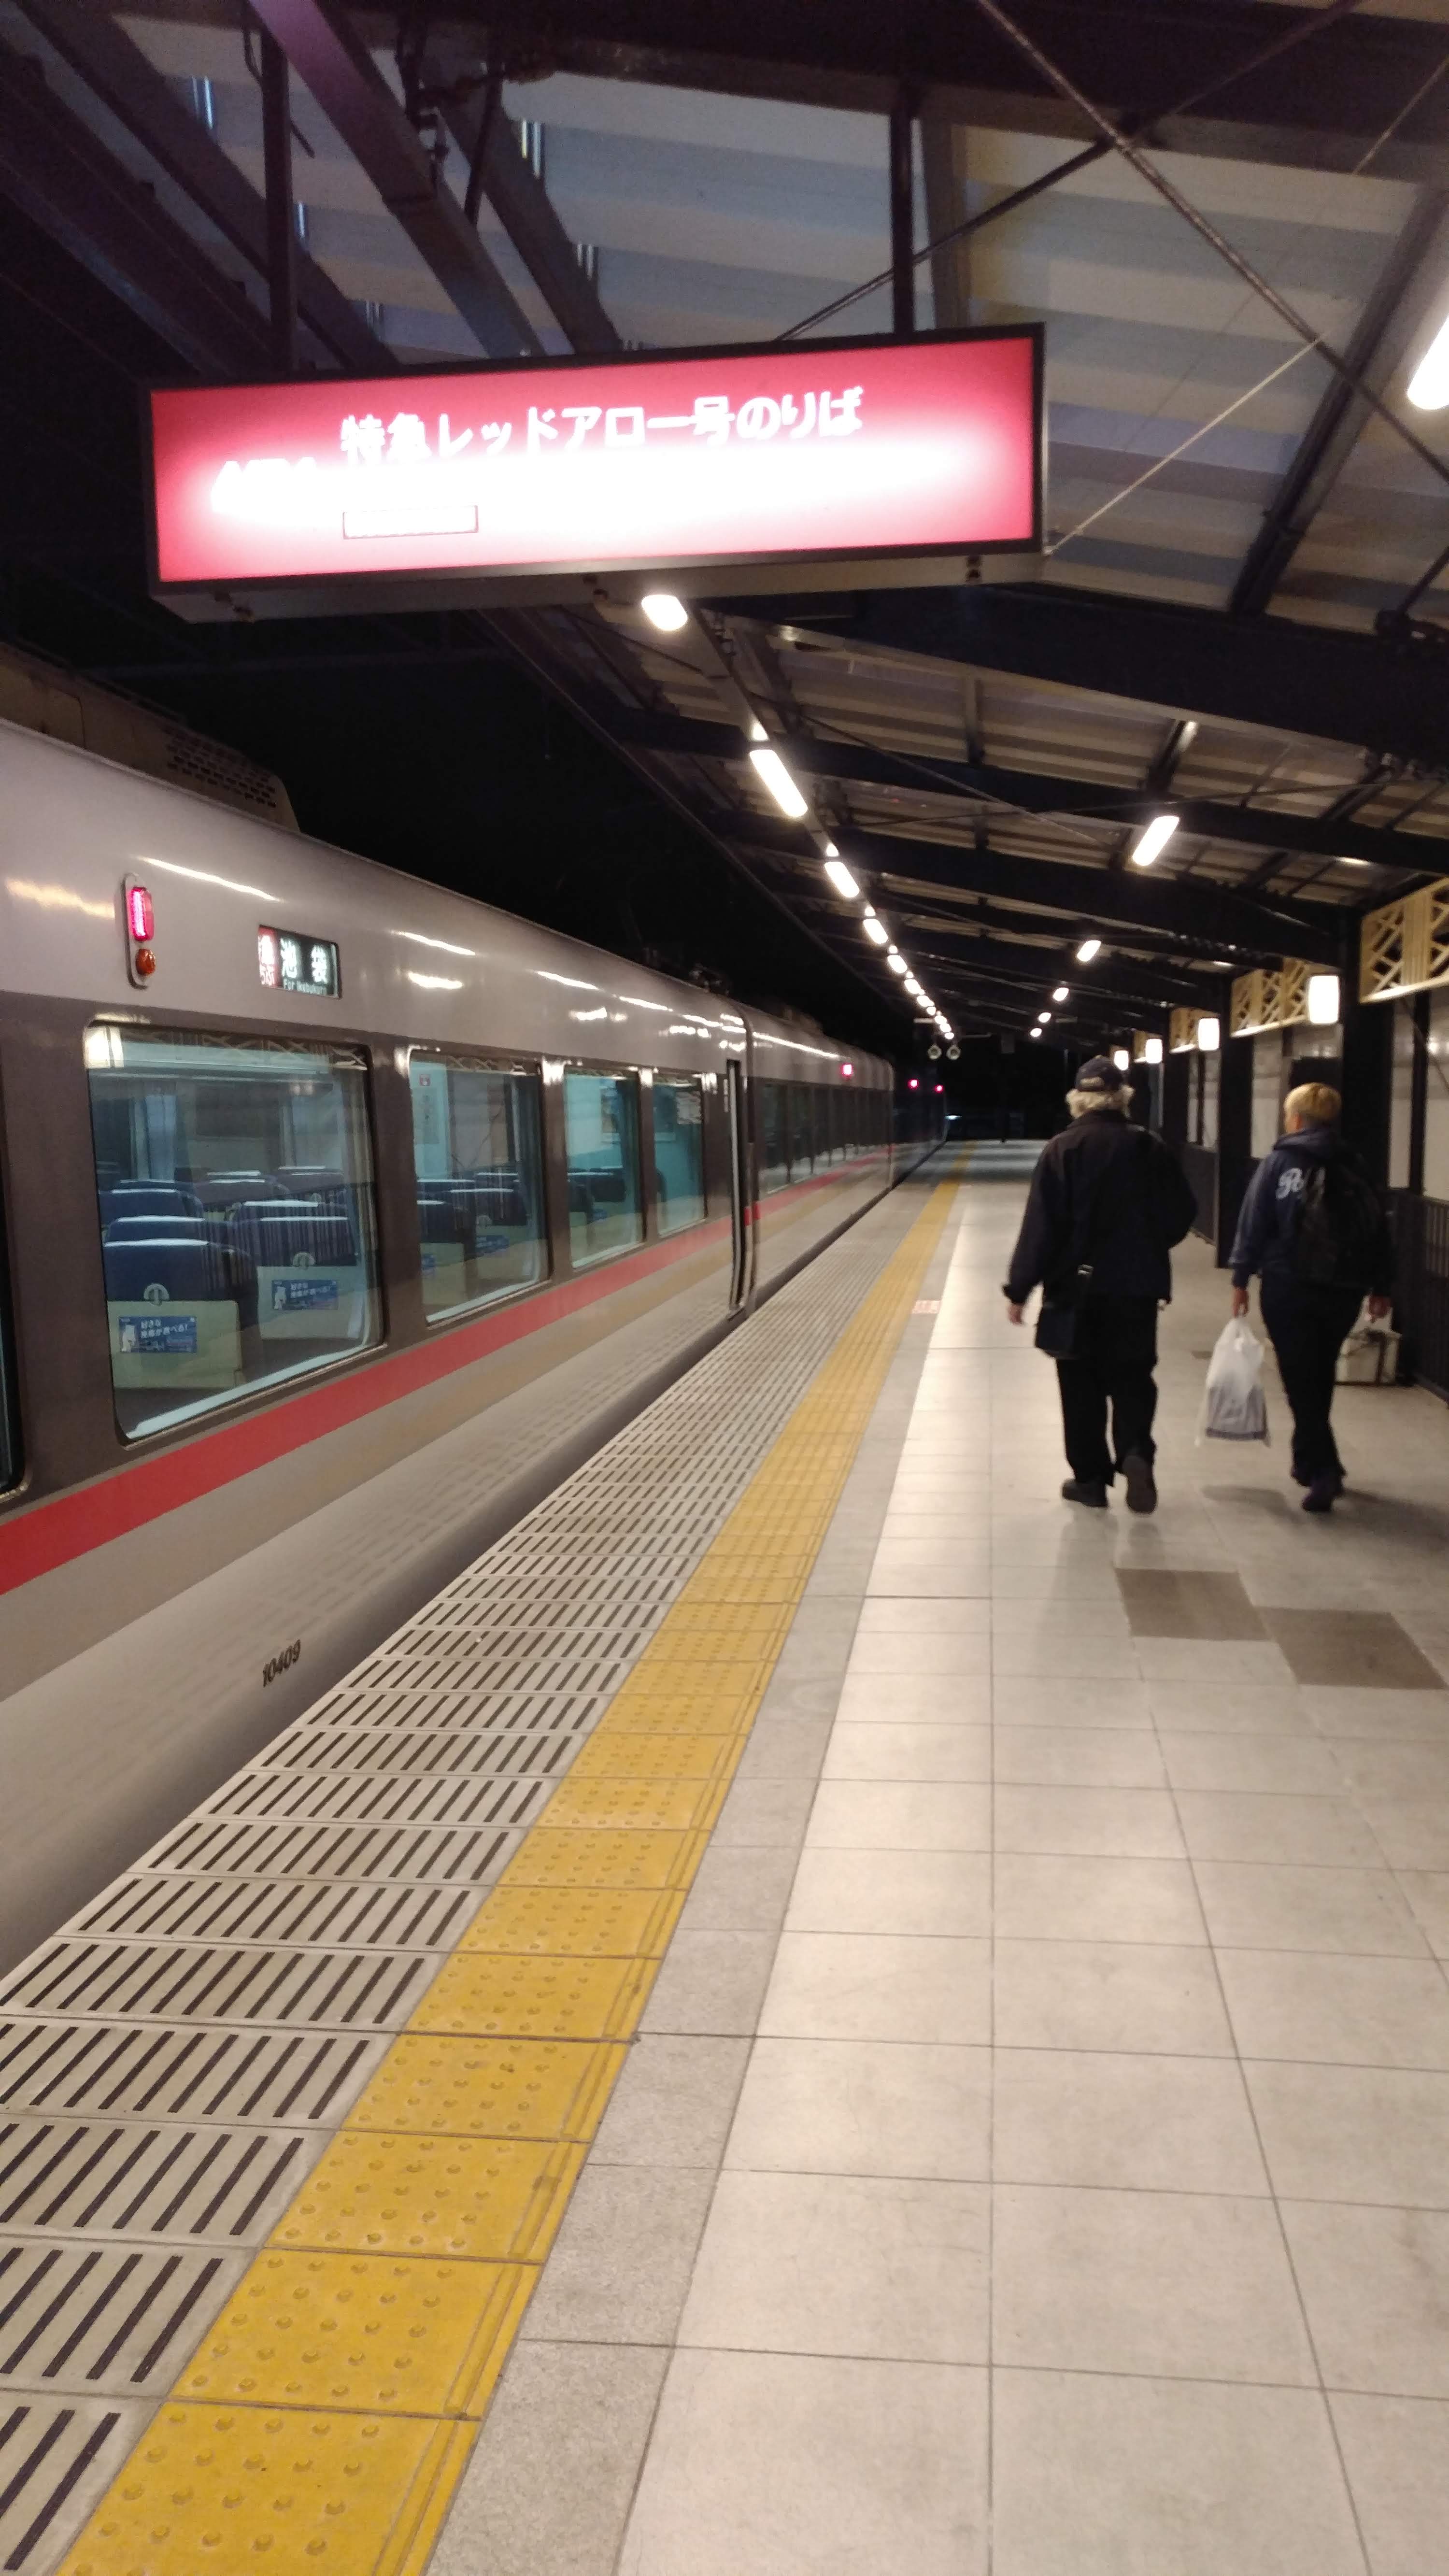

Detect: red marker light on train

[908,1077,919,1090]
[123,875,157,987]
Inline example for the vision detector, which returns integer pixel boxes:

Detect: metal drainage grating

[0,2121,312,2246]
[259,1725,584,1777]
[0,2025,385,2129]
[0,2243,240,2397]
[0,1945,436,2032]
[142,1814,534,1885]
[0,2398,142,2573]
[69,1877,479,1954]
[199,1762,570,1826]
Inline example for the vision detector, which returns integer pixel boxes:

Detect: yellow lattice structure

[1358,879,1449,1001]
[1231,956,1317,1034]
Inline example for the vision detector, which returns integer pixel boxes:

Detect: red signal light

[127,884,154,941]
[908,1077,919,1090]
[133,945,157,979]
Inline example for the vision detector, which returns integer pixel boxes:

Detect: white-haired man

[1004,1056,1198,1512]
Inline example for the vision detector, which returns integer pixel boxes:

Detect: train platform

[3,1143,1448,2576]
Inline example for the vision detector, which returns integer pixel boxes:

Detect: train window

[758,1081,789,1195]
[564,1070,643,1264]
[85,1024,381,1440]
[653,1076,706,1237]
[788,1084,815,1180]
[409,1054,546,1321]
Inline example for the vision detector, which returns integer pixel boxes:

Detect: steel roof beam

[13,0,389,372]
[823,825,1340,965]
[248,0,540,356]
[831,585,1449,775]
[0,36,275,376]
[615,705,1420,873]
[898,922,1207,1013]
[463,1,1449,181]
[1231,187,1449,616]
[421,35,621,350]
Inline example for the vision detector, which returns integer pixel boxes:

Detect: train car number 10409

[262,1638,302,1688]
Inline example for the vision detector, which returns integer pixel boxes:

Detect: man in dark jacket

[1229,1082,1394,1513]
[1005,1057,1198,1512]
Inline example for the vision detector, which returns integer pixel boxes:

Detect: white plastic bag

[1199,1319,1269,1443]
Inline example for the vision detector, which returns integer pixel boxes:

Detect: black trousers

[1055,1295,1159,1483]
[1259,1274,1363,1484]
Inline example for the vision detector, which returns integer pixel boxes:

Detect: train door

[725,1057,753,1310]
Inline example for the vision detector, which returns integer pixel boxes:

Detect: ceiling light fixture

[1075,936,1102,963]
[863,916,890,948]
[1144,1035,1164,1066]
[749,746,809,819]
[1408,314,1449,409]
[1131,813,1179,868]
[1197,1015,1221,1053]
[1307,972,1341,1025]
[823,857,861,900]
[640,592,688,631]
[1112,1047,1131,1071]
[1052,984,1069,1003]
[887,953,909,977]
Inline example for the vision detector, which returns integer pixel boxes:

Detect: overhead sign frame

[143,325,1045,622]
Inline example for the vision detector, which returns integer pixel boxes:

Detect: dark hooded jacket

[1006,1110,1198,1307]
[1229,1120,1394,1293]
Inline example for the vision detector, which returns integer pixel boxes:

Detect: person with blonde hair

[1230,1081,1394,1511]
[1005,1055,1198,1511]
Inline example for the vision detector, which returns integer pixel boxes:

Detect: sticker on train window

[118,1312,199,1354]
[271,1275,339,1310]
[258,925,341,997]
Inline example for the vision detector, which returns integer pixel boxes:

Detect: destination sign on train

[145,331,1042,611]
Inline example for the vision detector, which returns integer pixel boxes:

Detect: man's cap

[1075,1055,1128,1091]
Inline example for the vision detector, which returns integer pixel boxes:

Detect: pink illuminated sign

[146,331,1041,604]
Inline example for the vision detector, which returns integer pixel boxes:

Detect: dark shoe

[1302,1474,1342,1514]
[1121,1452,1157,1515]
[1062,1477,1109,1509]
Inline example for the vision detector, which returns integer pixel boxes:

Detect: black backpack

[1294,1155,1384,1285]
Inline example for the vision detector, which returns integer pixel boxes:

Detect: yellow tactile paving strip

[57,1178,957,2576]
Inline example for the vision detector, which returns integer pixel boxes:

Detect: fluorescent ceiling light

[1052,984,1069,1003]
[1112,1047,1131,1071]
[640,592,688,631]
[1307,972,1340,1025]
[863,916,890,947]
[1197,1016,1221,1053]
[748,717,768,742]
[823,840,839,857]
[1131,812,1179,868]
[1408,313,1449,409]
[1029,1027,1042,1039]
[1075,936,1102,963]
[749,746,809,818]
[823,857,861,900]
[1144,1035,1164,1065]
[1037,1010,1051,1025]
[887,953,909,977]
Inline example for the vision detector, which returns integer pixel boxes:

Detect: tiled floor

[433,1150,1449,2576]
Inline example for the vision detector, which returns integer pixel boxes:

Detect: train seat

[103,1238,255,1390]
[104,1213,210,1244]
[100,1181,204,1224]
[229,1207,368,1341]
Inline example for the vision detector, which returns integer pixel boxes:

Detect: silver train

[0,716,916,1968]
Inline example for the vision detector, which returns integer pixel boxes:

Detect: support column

[260,26,298,374]
[889,88,916,338]
[1216,1032,1253,1269]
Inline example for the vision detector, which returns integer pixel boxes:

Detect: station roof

[5,0,1449,1040]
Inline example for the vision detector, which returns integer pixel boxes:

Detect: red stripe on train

[0,1216,733,1597]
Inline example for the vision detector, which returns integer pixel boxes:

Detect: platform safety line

[57,1177,960,2576]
